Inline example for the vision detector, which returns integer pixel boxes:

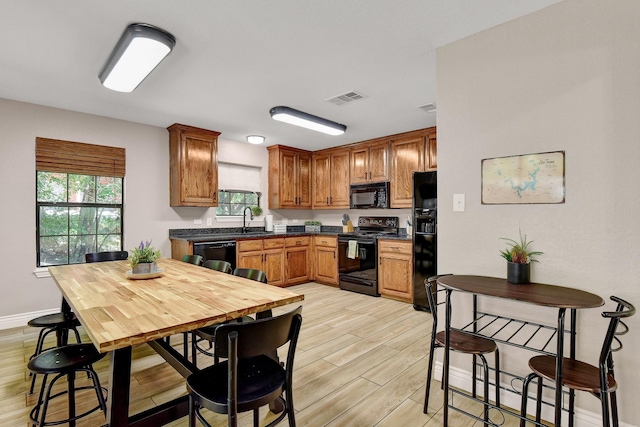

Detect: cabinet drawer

[237,239,263,252]
[263,238,285,249]
[313,235,337,248]
[378,240,412,255]
[285,236,311,247]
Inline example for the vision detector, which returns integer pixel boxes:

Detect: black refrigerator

[412,171,437,311]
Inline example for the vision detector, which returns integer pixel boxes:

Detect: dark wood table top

[437,275,604,309]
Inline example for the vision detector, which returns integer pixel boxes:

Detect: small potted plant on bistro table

[130,240,162,274]
[499,231,543,284]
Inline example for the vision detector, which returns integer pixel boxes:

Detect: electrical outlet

[206,217,212,226]
[453,194,465,212]
[194,219,203,225]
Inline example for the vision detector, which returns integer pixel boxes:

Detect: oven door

[338,238,379,296]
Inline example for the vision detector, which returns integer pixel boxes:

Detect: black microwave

[350,182,390,209]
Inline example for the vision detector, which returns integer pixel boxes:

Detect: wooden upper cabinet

[350,140,389,184]
[268,145,312,209]
[390,132,425,208]
[168,123,220,207]
[312,147,350,209]
[426,129,437,170]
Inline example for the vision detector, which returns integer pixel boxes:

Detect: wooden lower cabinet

[236,238,285,286]
[284,236,311,286]
[378,239,413,302]
[313,236,338,286]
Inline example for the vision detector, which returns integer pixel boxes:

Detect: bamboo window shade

[36,137,126,177]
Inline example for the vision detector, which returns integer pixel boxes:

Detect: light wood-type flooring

[0,282,534,426]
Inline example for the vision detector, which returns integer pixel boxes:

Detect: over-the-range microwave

[349,182,390,209]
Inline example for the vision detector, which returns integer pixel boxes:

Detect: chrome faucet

[242,207,254,233]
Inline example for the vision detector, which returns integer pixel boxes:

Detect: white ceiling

[0,0,561,151]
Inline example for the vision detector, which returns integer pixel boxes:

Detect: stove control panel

[358,216,399,228]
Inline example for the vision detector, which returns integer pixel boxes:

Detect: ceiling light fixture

[246,135,265,145]
[99,23,176,93]
[269,106,346,136]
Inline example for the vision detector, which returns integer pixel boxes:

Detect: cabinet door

[237,252,264,271]
[368,141,389,183]
[315,246,338,285]
[312,153,331,208]
[297,152,312,208]
[350,145,369,184]
[264,249,285,287]
[329,149,350,208]
[280,150,298,208]
[426,131,437,170]
[378,253,413,300]
[285,246,310,285]
[390,135,425,208]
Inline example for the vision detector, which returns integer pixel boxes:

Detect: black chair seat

[435,330,498,355]
[28,312,80,329]
[28,343,106,375]
[188,355,285,413]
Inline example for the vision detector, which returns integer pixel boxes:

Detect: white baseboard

[0,308,59,330]
[434,361,636,427]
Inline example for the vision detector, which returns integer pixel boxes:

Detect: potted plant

[499,230,543,284]
[250,205,263,217]
[129,240,162,274]
[304,220,322,233]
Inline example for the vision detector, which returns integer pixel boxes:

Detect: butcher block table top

[48,258,304,353]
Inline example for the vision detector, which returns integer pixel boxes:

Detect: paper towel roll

[265,215,273,231]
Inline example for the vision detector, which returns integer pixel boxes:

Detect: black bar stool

[28,343,107,427]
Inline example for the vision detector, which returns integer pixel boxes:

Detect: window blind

[217,162,261,193]
[35,137,126,177]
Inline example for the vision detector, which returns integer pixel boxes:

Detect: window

[216,191,259,216]
[35,137,126,267]
[37,172,124,266]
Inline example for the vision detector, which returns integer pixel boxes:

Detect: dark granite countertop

[169,226,411,242]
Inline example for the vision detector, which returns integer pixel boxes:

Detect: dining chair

[233,267,268,283]
[520,296,635,427]
[28,343,107,427]
[203,259,233,274]
[85,250,128,263]
[186,305,303,427]
[182,254,204,266]
[191,267,266,367]
[423,276,501,423]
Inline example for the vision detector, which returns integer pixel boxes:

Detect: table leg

[107,347,133,427]
[443,289,452,426]
[555,308,566,427]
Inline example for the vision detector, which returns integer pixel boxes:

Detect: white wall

[0,98,269,318]
[437,0,640,424]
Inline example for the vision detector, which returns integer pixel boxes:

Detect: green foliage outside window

[37,171,123,266]
[216,191,260,216]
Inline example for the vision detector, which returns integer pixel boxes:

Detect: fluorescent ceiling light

[99,23,176,92]
[270,106,346,136]
[246,135,265,144]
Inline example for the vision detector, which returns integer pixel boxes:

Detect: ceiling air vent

[326,90,367,106]
[418,103,437,113]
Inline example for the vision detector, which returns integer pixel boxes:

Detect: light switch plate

[206,217,212,226]
[453,194,465,212]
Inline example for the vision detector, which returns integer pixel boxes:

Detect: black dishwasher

[192,241,236,270]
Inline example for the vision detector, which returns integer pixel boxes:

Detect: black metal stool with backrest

[27,250,127,394]
[186,305,303,427]
[191,267,266,367]
[28,343,107,427]
[520,296,635,427]
[203,259,233,274]
[423,276,501,424]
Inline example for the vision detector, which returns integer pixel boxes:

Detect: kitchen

[1,1,640,426]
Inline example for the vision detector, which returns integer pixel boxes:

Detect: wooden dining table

[436,275,603,427]
[48,257,304,427]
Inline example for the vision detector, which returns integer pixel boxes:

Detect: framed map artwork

[481,151,565,204]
